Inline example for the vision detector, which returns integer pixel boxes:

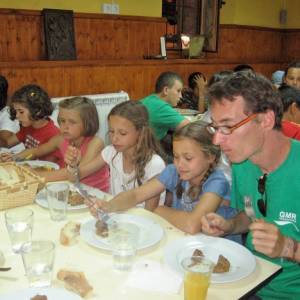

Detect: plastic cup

[46,182,69,221]
[108,222,140,271]
[181,256,214,300]
[4,208,34,254]
[21,240,55,287]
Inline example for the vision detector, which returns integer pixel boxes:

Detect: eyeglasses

[206,113,258,135]
[257,173,267,217]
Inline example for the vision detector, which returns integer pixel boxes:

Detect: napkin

[124,259,182,294]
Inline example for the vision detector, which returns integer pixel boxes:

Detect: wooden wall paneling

[206,25,282,62]
[282,30,300,61]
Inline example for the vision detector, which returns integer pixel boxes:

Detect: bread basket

[0,162,43,210]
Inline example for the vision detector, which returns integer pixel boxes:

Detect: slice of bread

[60,221,81,246]
[57,269,93,298]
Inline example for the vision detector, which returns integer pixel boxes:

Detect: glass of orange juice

[181,256,214,300]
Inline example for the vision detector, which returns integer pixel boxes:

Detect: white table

[0,204,281,299]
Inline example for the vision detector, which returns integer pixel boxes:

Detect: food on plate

[60,221,81,246]
[57,269,93,298]
[68,191,85,206]
[191,249,230,273]
[30,295,47,300]
[192,249,204,257]
[213,254,230,273]
[95,219,108,238]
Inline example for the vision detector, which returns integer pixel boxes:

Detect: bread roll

[60,221,80,246]
[57,269,93,298]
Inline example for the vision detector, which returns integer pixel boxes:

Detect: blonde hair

[173,120,221,200]
[58,96,99,136]
[108,101,165,185]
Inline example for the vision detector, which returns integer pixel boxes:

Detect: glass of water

[21,240,55,287]
[4,208,34,254]
[108,222,140,271]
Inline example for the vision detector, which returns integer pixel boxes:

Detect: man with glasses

[201,72,300,299]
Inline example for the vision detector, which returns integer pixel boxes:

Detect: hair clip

[30,92,35,97]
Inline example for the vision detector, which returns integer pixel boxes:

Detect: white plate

[80,214,164,251]
[164,235,256,283]
[1,287,81,300]
[35,183,107,211]
[18,160,59,170]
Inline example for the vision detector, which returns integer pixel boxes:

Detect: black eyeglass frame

[257,173,267,217]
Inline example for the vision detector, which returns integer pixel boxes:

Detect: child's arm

[154,192,222,234]
[40,137,105,183]
[0,132,19,148]
[13,135,62,162]
[91,178,166,213]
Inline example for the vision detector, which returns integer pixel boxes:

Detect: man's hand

[250,220,285,258]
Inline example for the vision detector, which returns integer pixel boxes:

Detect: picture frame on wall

[200,0,220,52]
[42,9,76,60]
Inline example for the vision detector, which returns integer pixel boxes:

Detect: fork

[71,165,111,224]
[244,196,256,221]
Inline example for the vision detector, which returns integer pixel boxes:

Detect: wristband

[280,237,298,261]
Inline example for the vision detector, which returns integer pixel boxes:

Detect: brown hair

[173,120,221,200]
[108,101,165,186]
[58,96,99,136]
[207,72,283,129]
[10,84,53,120]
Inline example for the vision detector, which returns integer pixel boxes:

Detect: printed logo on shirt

[274,211,299,232]
[24,135,40,149]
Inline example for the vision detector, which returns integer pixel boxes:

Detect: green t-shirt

[140,94,185,140]
[231,139,300,299]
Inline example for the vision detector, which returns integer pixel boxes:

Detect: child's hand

[201,213,229,236]
[64,145,81,167]
[194,74,207,92]
[0,152,13,162]
[85,198,112,218]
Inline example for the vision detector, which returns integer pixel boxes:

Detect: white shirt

[101,145,166,207]
[0,106,19,133]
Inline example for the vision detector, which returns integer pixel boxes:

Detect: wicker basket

[0,162,42,210]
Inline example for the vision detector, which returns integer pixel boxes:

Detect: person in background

[271,70,285,89]
[28,97,109,191]
[0,84,60,162]
[177,71,207,113]
[65,101,166,210]
[140,71,189,158]
[283,61,300,89]
[233,64,254,73]
[278,84,300,140]
[0,75,20,149]
[89,121,240,243]
[201,72,300,298]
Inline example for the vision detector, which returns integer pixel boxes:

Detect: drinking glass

[21,240,55,287]
[181,256,214,300]
[46,182,69,221]
[5,208,34,254]
[108,222,140,271]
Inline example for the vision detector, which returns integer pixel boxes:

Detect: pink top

[60,137,110,192]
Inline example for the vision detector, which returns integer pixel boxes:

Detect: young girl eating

[21,96,109,192]
[89,121,239,240]
[0,84,60,161]
[65,101,166,210]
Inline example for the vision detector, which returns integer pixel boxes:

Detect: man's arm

[175,118,190,131]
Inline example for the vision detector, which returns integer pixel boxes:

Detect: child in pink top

[60,137,109,191]
[24,96,109,192]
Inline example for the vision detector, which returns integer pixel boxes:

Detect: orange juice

[184,271,210,300]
